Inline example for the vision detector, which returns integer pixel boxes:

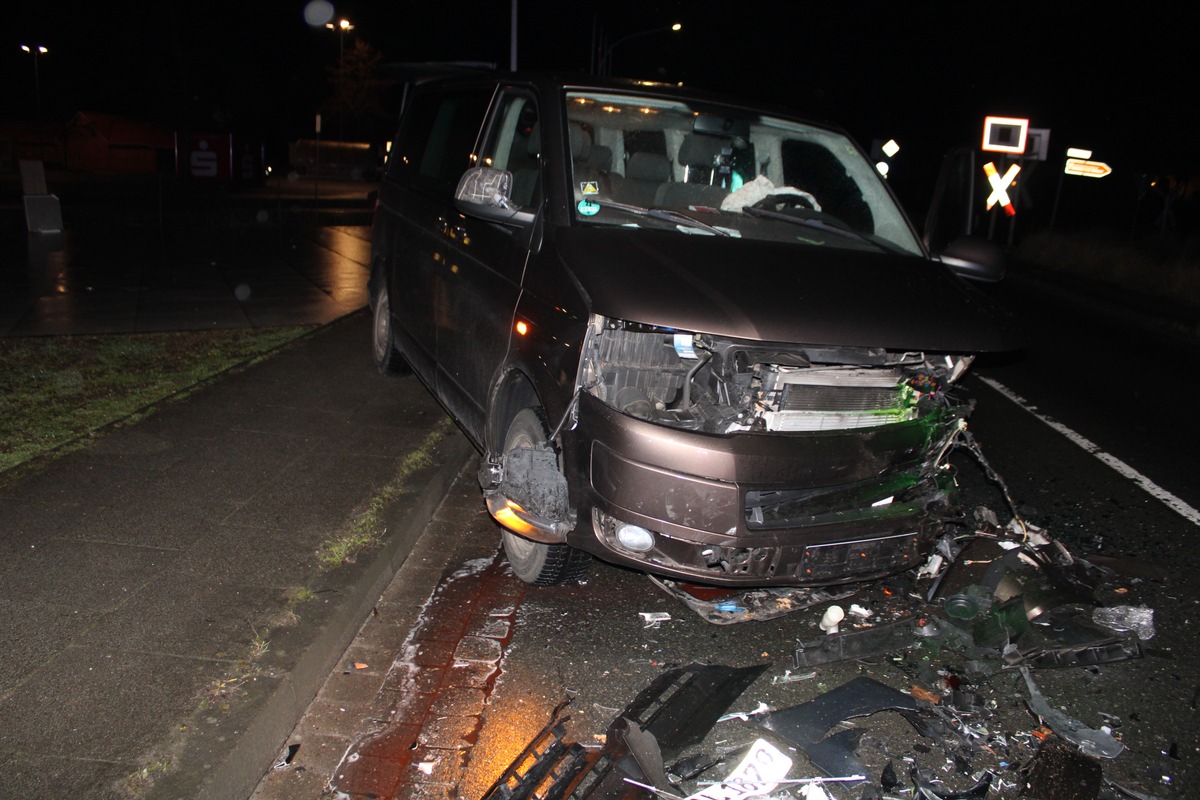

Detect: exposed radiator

[763,367,915,431]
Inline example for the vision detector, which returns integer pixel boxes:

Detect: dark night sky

[6,1,1195,218]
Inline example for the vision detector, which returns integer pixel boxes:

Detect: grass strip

[317,417,454,568]
[0,327,312,475]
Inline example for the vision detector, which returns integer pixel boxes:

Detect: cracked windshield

[565,90,923,255]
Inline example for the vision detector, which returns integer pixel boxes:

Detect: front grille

[645,531,926,583]
[745,473,930,529]
[799,533,922,581]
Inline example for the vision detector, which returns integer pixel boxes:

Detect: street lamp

[19,44,49,118]
[324,18,354,141]
[325,17,354,63]
[596,23,681,76]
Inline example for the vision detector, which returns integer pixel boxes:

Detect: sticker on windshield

[580,180,599,195]
[577,198,600,216]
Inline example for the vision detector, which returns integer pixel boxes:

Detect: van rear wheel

[499,409,590,586]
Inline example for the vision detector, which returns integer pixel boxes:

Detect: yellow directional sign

[1064,158,1112,178]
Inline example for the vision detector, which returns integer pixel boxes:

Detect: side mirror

[936,236,1006,283]
[454,167,535,227]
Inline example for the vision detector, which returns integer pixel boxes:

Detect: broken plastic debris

[272,742,300,769]
[911,766,993,799]
[650,576,854,625]
[760,677,923,777]
[800,783,832,800]
[772,669,817,684]
[1011,519,1051,547]
[1092,605,1155,640]
[717,701,771,723]
[1007,638,1142,669]
[481,663,769,800]
[917,553,945,579]
[848,603,872,619]
[818,605,845,634]
[794,616,921,668]
[640,611,673,628]
[416,759,438,775]
[353,662,368,670]
[1020,666,1125,759]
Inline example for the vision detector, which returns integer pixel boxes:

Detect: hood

[553,226,1018,353]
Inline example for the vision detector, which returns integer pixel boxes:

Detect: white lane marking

[979,376,1200,527]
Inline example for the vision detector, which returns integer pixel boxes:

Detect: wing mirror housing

[454,167,536,227]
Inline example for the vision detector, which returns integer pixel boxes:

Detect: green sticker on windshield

[577,198,600,216]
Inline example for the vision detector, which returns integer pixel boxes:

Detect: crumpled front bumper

[569,392,965,586]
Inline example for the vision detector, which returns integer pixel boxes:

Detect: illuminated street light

[325,17,354,63]
[324,18,354,141]
[19,44,49,118]
[596,23,682,76]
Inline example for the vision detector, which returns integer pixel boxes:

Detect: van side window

[389,86,492,200]
[477,92,541,208]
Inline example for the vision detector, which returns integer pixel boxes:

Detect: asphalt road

[256,274,1199,800]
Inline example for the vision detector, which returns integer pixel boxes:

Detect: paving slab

[0,310,475,800]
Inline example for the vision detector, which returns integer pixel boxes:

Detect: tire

[500,408,591,586]
[372,288,409,376]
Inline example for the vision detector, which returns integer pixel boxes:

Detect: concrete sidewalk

[0,310,474,799]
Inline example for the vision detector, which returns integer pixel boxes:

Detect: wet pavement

[1,175,375,337]
[0,306,476,800]
[250,466,528,799]
[0,179,484,800]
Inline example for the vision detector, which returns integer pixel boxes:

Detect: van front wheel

[499,409,590,586]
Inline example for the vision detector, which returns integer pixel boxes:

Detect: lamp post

[596,23,680,76]
[325,17,353,63]
[324,18,354,141]
[19,44,48,118]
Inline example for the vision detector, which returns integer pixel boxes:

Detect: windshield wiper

[593,198,733,237]
[740,205,900,253]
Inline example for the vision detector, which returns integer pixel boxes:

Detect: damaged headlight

[578,314,974,435]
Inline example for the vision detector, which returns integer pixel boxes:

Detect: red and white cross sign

[983,161,1020,217]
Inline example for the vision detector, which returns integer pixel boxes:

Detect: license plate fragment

[685,738,792,800]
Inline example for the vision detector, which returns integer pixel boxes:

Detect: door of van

[382,84,492,383]
[434,87,543,439]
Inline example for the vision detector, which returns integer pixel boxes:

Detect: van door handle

[436,216,468,241]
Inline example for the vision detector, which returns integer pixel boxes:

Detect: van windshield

[564,91,923,256]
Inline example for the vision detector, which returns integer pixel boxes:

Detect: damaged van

[369,71,1014,587]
